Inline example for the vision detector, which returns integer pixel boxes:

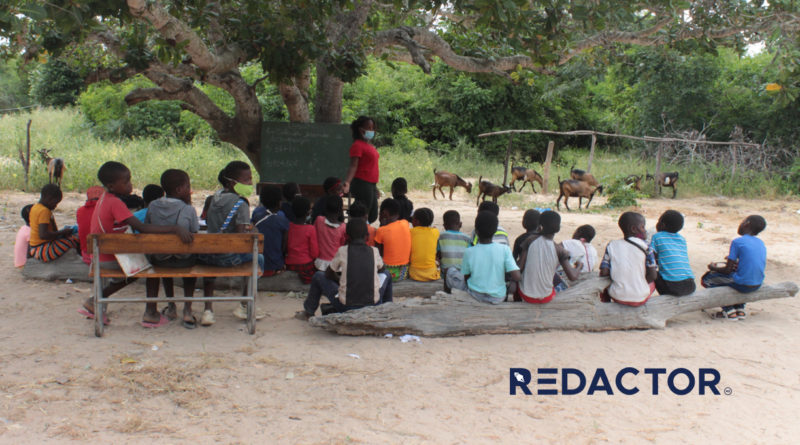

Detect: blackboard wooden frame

[259,122,351,184]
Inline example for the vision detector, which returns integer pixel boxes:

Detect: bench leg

[246,274,256,335]
[93,240,104,337]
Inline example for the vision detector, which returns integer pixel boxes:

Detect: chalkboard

[260,122,352,184]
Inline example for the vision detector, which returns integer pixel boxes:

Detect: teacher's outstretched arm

[343,157,359,195]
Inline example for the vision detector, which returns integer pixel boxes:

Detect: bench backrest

[88,233,263,255]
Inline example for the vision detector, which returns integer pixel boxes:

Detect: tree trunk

[314,62,344,123]
[309,277,798,337]
[279,69,311,123]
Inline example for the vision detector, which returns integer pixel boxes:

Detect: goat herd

[433,165,679,210]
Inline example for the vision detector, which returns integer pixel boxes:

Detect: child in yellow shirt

[28,184,79,262]
[409,208,440,281]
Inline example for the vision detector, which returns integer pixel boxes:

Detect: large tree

[2,0,797,166]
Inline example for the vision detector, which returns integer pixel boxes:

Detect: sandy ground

[1,188,799,444]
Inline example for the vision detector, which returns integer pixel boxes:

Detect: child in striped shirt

[437,210,471,292]
[650,210,695,296]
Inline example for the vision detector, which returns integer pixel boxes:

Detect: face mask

[233,182,253,197]
[363,130,375,140]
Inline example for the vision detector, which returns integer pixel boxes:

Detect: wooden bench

[88,233,263,337]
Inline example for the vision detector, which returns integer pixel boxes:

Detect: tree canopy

[2,0,798,165]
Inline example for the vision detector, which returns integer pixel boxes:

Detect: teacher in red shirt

[342,116,380,223]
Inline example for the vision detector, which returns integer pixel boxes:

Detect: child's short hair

[618,212,644,235]
[746,215,767,235]
[443,210,461,229]
[120,194,145,211]
[21,204,33,226]
[475,211,498,239]
[259,184,282,209]
[522,209,541,231]
[539,210,561,235]
[324,195,343,216]
[291,196,311,222]
[142,184,165,205]
[322,177,341,193]
[217,161,251,188]
[477,201,500,216]
[40,183,62,202]
[573,224,596,242]
[97,161,129,186]
[346,218,368,241]
[379,198,400,217]
[658,210,684,233]
[160,169,189,197]
[348,201,368,218]
[412,207,434,227]
[391,177,408,198]
[282,182,300,201]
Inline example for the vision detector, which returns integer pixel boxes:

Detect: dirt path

[1,190,799,443]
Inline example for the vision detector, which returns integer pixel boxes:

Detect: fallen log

[22,253,90,282]
[309,277,798,337]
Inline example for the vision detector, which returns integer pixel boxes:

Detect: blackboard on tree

[259,122,351,185]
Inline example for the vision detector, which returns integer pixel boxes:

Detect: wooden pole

[543,140,554,194]
[25,119,31,190]
[587,133,596,173]
[503,135,513,187]
[730,145,737,178]
[654,143,662,196]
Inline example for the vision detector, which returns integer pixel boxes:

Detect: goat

[38,148,65,187]
[509,166,544,193]
[556,177,603,211]
[646,171,679,198]
[433,169,472,200]
[569,164,600,187]
[624,174,642,191]
[476,176,511,206]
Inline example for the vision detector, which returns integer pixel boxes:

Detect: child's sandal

[736,310,746,320]
[713,309,738,321]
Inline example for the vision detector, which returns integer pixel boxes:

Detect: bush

[604,176,643,209]
[30,60,84,107]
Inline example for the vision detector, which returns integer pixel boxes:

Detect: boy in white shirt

[599,212,657,306]
[562,224,598,273]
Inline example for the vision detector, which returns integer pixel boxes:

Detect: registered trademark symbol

[724,387,732,395]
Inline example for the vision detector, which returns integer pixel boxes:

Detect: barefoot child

[701,215,767,320]
[314,195,347,272]
[252,185,289,276]
[144,169,201,329]
[409,208,440,281]
[286,196,319,284]
[14,204,33,268]
[80,161,193,326]
[436,210,471,291]
[375,198,411,281]
[650,210,695,296]
[599,212,658,306]
[28,184,80,262]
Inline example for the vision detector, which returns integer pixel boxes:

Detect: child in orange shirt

[375,198,411,281]
[28,184,80,262]
[409,208,440,281]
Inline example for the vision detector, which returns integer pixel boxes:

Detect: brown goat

[646,171,679,198]
[433,169,472,200]
[476,176,511,206]
[556,178,603,211]
[569,164,599,187]
[510,166,544,193]
[38,148,65,187]
[624,174,642,191]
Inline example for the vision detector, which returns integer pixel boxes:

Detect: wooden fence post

[654,143,662,196]
[587,133,596,173]
[730,145,737,178]
[503,134,513,187]
[543,140,554,194]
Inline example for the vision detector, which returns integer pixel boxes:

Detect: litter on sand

[347,353,361,359]
[65,278,73,284]
[384,333,393,338]
[399,334,421,343]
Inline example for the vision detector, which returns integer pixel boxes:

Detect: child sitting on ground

[198,161,264,325]
[517,211,582,303]
[76,186,104,265]
[409,208,440,281]
[375,198,411,281]
[252,184,290,276]
[348,201,375,246]
[286,196,319,284]
[561,224,599,273]
[311,177,344,221]
[14,204,33,268]
[295,218,392,319]
[79,161,193,326]
[512,209,541,263]
[701,215,767,321]
[28,184,80,263]
[314,195,347,272]
[437,210,471,291]
[470,201,509,245]
[392,177,414,222]
[281,182,301,222]
[650,210,695,296]
[447,211,520,304]
[133,184,165,222]
[599,212,658,306]
[144,169,201,329]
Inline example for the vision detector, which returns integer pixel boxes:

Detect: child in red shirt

[286,196,319,284]
[76,186,104,265]
[314,195,346,272]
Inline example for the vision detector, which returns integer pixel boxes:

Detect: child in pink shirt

[314,195,346,271]
[14,205,33,268]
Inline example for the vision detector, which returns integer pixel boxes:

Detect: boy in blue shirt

[701,215,767,321]
[650,210,695,296]
[446,211,520,304]
[252,185,290,276]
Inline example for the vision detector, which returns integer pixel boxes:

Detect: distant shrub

[604,176,642,209]
[30,60,84,107]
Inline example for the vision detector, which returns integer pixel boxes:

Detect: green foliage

[0,57,33,110]
[603,176,642,209]
[29,60,84,107]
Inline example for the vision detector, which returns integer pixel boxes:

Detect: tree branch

[84,66,140,85]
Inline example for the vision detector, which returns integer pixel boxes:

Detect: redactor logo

[510,368,727,396]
